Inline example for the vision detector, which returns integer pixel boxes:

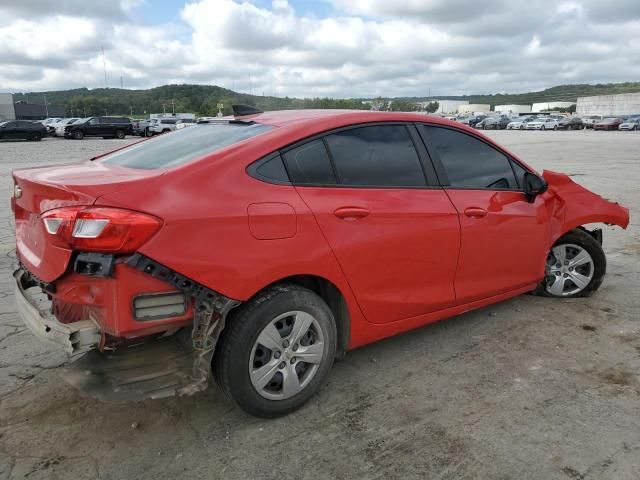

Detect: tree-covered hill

[11,81,640,117]
[12,84,370,118]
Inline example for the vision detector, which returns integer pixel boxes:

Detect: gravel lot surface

[0,131,639,480]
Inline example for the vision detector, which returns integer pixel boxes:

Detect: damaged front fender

[542,170,630,243]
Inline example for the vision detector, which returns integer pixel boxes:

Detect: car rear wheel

[214,284,337,418]
[115,130,125,139]
[541,125,545,131]
[536,229,606,298]
[29,132,42,141]
[72,130,84,140]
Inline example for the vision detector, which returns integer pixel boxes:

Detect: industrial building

[457,104,490,114]
[435,100,469,114]
[576,93,640,116]
[494,104,531,114]
[531,102,575,113]
[0,93,15,120]
[0,93,65,120]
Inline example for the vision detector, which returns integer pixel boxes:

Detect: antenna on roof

[232,104,263,117]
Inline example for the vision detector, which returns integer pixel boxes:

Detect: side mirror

[523,172,548,202]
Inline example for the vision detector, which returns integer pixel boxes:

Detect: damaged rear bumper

[13,268,100,355]
[13,254,241,400]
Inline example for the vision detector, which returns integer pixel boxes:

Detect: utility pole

[162,104,166,115]
[120,75,123,89]
[104,108,108,115]
[102,46,108,89]
[130,106,133,117]
[43,95,49,117]
[171,99,175,114]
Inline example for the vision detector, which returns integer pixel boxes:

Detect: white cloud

[1,0,639,97]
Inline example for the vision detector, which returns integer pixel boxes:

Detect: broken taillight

[41,207,162,253]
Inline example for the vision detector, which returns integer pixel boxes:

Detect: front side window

[420,125,517,190]
[101,123,274,169]
[324,125,426,187]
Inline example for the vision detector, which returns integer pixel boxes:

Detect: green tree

[425,101,439,113]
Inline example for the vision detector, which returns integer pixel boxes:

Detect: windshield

[101,122,274,170]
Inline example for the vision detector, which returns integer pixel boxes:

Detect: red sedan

[12,107,629,417]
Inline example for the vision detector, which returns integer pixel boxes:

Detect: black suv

[64,116,133,140]
[0,120,47,141]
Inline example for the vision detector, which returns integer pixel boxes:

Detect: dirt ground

[0,130,639,480]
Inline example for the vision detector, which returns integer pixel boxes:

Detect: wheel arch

[247,274,351,358]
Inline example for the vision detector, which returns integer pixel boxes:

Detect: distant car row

[452,113,640,131]
[0,116,201,141]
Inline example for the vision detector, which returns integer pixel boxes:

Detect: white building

[576,93,640,116]
[0,93,15,120]
[457,104,490,114]
[494,104,531,114]
[435,100,468,114]
[531,102,575,113]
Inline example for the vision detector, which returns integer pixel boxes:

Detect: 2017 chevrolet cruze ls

[12,107,629,417]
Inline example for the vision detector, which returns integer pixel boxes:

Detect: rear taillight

[41,207,162,253]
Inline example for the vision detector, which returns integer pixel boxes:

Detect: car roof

[247,109,455,128]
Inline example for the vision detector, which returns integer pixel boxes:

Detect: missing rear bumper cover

[125,253,240,396]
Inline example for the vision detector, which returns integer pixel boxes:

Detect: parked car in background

[41,118,62,128]
[0,120,47,141]
[64,116,133,139]
[148,118,178,135]
[468,115,488,128]
[556,117,584,130]
[506,117,534,130]
[50,118,80,136]
[132,120,151,137]
[582,116,602,129]
[175,118,197,130]
[594,117,624,131]
[479,116,511,130]
[12,108,629,418]
[526,118,559,130]
[618,118,640,131]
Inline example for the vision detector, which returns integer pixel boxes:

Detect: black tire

[72,130,84,140]
[115,130,125,139]
[553,125,558,130]
[213,284,337,418]
[535,228,606,298]
[30,132,42,141]
[541,125,545,131]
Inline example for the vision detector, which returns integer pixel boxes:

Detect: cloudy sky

[1,0,639,97]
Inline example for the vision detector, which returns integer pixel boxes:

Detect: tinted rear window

[101,123,274,169]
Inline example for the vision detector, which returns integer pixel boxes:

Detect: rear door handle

[334,207,370,220]
[464,207,488,218]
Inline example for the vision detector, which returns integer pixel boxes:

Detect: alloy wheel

[544,243,594,296]
[249,311,325,400]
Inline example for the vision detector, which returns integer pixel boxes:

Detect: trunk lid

[13,161,164,282]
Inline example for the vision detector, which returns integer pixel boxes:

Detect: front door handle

[464,207,488,218]
[334,207,370,220]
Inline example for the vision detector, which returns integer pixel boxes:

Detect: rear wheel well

[249,275,350,357]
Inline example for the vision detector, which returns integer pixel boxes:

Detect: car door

[417,124,550,304]
[286,123,461,324]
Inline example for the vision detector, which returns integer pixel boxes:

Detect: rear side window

[101,123,274,169]
[420,125,517,190]
[282,140,337,185]
[324,125,426,187]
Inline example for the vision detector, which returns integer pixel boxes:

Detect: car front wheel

[537,229,606,298]
[73,130,84,140]
[214,284,337,418]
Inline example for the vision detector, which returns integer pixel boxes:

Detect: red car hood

[12,161,164,282]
